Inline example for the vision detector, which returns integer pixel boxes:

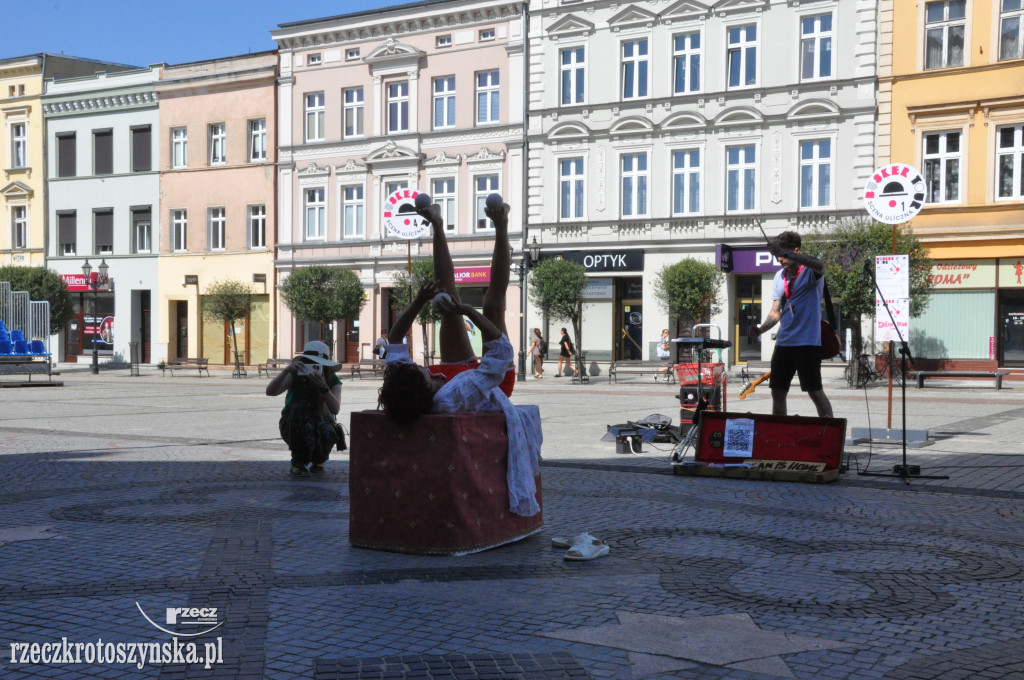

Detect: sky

[4,0,405,67]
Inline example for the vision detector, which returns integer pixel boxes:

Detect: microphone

[861,259,872,282]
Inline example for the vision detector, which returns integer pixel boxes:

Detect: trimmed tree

[202,278,256,373]
[280,265,366,354]
[0,266,73,332]
[653,258,725,334]
[392,257,442,364]
[528,257,588,377]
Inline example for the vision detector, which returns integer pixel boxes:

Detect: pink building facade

[272,0,527,363]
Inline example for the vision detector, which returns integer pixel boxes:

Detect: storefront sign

[583,278,613,299]
[720,247,780,274]
[863,163,925,224]
[454,267,491,285]
[61,273,104,292]
[999,258,1024,288]
[555,250,644,273]
[926,260,996,289]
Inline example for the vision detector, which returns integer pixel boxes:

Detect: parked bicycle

[844,353,877,389]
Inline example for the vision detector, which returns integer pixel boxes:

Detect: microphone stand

[858,268,947,484]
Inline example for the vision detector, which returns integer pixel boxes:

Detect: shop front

[61,272,115,363]
[717,245,779,365]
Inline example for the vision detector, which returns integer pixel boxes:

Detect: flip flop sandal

[563,534,611,561]
[551,532,607,549]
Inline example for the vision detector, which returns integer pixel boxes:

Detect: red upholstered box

[348,410,543,555]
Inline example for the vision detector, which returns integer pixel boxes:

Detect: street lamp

[82,258,109,375]
[517,235,541,382]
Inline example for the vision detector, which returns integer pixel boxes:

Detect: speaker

[679,385,721,407]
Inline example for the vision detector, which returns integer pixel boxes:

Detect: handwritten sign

[874,254,909,301]
[875,298,909,343]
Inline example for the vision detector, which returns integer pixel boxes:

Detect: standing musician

[748,231,833,419]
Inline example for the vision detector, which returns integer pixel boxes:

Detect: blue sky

[4,1,403,67]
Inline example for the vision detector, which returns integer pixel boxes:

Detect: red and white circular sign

[382,189,430,239]
[863,164,926,224]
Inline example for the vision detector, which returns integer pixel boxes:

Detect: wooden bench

[257,358,293,378]
[915,370,1009,389]
[608,359,674,384]
[162,357,209,377]
[348,359,385,379]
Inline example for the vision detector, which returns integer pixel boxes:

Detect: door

[734,275,762,364]
[65,316,81,361]
[999,291,1024,366]
[175,300,188,359]
[140,290,151,363]
[620,303,643,360]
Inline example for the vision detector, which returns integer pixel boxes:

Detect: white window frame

[208,123,226,165]
[922,130,962,204]
[248,204,266,249]
[479,28,496,41]
[437,35,452,48]
[476,71,500,125]
[798,138,834,209]
[343,87,364,139]
[133,212,151,254]
[996,124,1024,201]
[671,148,702,215]
[11,205,27,249]
[10,122,27,168]
[726,143,758,213]
[341,185,365,239]
[560,46,586,106]
[473,174,500,230]
[305,187,326,240]
[171,127,187,169]
[346,48,360,61]
[387,81,410,133]
[433,76,456,130]
[621,38,650,100]
[558,157,585,221]
[672,31,702,95]
[620,152,649,218]
[248,119,266,162]
[172,209,188,252]
[305,92,325,142]
[1000,0,1024,62]
[800,12,834,81]
[432,177,457,233]
[307,53,322,65]
[726,23,758,89]
[923,0,967,70]
[208,207,226,251]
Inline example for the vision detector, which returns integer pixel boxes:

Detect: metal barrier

[10,292,29,339]
[0,282,10,325]
[129,341,140,377]
[30,301,50,351]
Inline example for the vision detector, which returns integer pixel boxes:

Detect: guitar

[739,372,770,399]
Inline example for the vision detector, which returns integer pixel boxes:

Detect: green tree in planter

[653,258,725,333]
[392,257,442,364]
[202,278,256,374]
[528,257,588,377]
[0,266,73,332]
[280,265,366,351]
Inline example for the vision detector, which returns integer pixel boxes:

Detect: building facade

[879,0,1024,368]
[271,0,527,363]
[526,0,877,365]
[43,66,161,363]
[155,53,278,366]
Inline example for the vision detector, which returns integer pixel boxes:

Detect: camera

[297,362,321,377]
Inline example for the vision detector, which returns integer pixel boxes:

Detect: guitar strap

[782,267,837,330]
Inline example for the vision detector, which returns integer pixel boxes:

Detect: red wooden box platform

[349,409,543,555]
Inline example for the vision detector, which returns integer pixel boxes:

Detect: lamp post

[82,258,109,375]
[517,236,541,382]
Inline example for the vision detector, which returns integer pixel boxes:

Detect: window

[11,206,27,249]
[305,188,326,239]
[621,39,649,99]
[475,175,499,229]
[437,35,452,48]
[923,132,960,203]
[672,149,701,214]
[208,207,226,251]
[1000,0,1024,61]
[249,119,266,161]
[10,123,27,168]
[480,28,495,41]
[305,92,325,142]
[727,24,758,88]
[208,123,226,165]
[727,145,757,212]
[925,1,966,70]
[307,53,322,65]
[799,140,832,208]
[94,209,113,254]
[673,32,701,94]
[387,82,409,133]
[621,153,648,216]
[93,130,112,175]
[343,87,364,138]
[248,204,266,248]
[132,208,151,254]
[997,125,1024,199]
[342,186,364,238]
[131,125,151,172]
[346,48,360,60]
[171,127,187,168]
[172,209,187,252]
[432,178,456,232]
[559,158,584,220]
[56,133,76,178]
[560,47,586,105]
[801,14,833,80]
[476,71,500,124]
[57,211,76,256]
[433,76,456,129]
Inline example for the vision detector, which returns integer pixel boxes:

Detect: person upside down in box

[377,194,542,516]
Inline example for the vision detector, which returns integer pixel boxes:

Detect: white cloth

[384,335,543,516]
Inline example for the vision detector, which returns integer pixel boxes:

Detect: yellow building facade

[1,56,45,267]
[880,0,1024,367]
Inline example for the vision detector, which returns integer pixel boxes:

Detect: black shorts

[769,345,822,393]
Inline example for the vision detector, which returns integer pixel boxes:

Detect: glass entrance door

[999,291,1024,366]
[734,275,762,363]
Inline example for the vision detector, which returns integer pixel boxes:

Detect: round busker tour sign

[863,163,925,224]
[383,189,431,239]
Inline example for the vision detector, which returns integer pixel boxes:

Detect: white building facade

[525,0,878,365]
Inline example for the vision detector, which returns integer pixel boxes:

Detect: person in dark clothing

[556,328,575,377]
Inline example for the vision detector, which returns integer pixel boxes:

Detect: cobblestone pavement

[0,368,1022,679]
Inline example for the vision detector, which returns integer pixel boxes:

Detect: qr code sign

[722,418,755,457]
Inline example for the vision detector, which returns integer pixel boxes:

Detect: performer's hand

[415,203,444,229]
[768,243,786,259]
[748,325,760,339]
[484,202,510,224]
[416,280,441,302]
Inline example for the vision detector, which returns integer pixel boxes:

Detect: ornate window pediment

[546,14,596,38]
[334,159,367,175]
[661,112,708,131]
[297,162,330,178]
[466,147,506,164]
[610,116,654,135]
[549,121,591,139]
[1,181,33,198]
[713,0,767,16]
[366,140,420,162]
[714,107,764,126]
[608,4,658,30]
[787,100,839,120]
[662,0,711,22]
[424,151,462,168]
[364,37,423,71]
